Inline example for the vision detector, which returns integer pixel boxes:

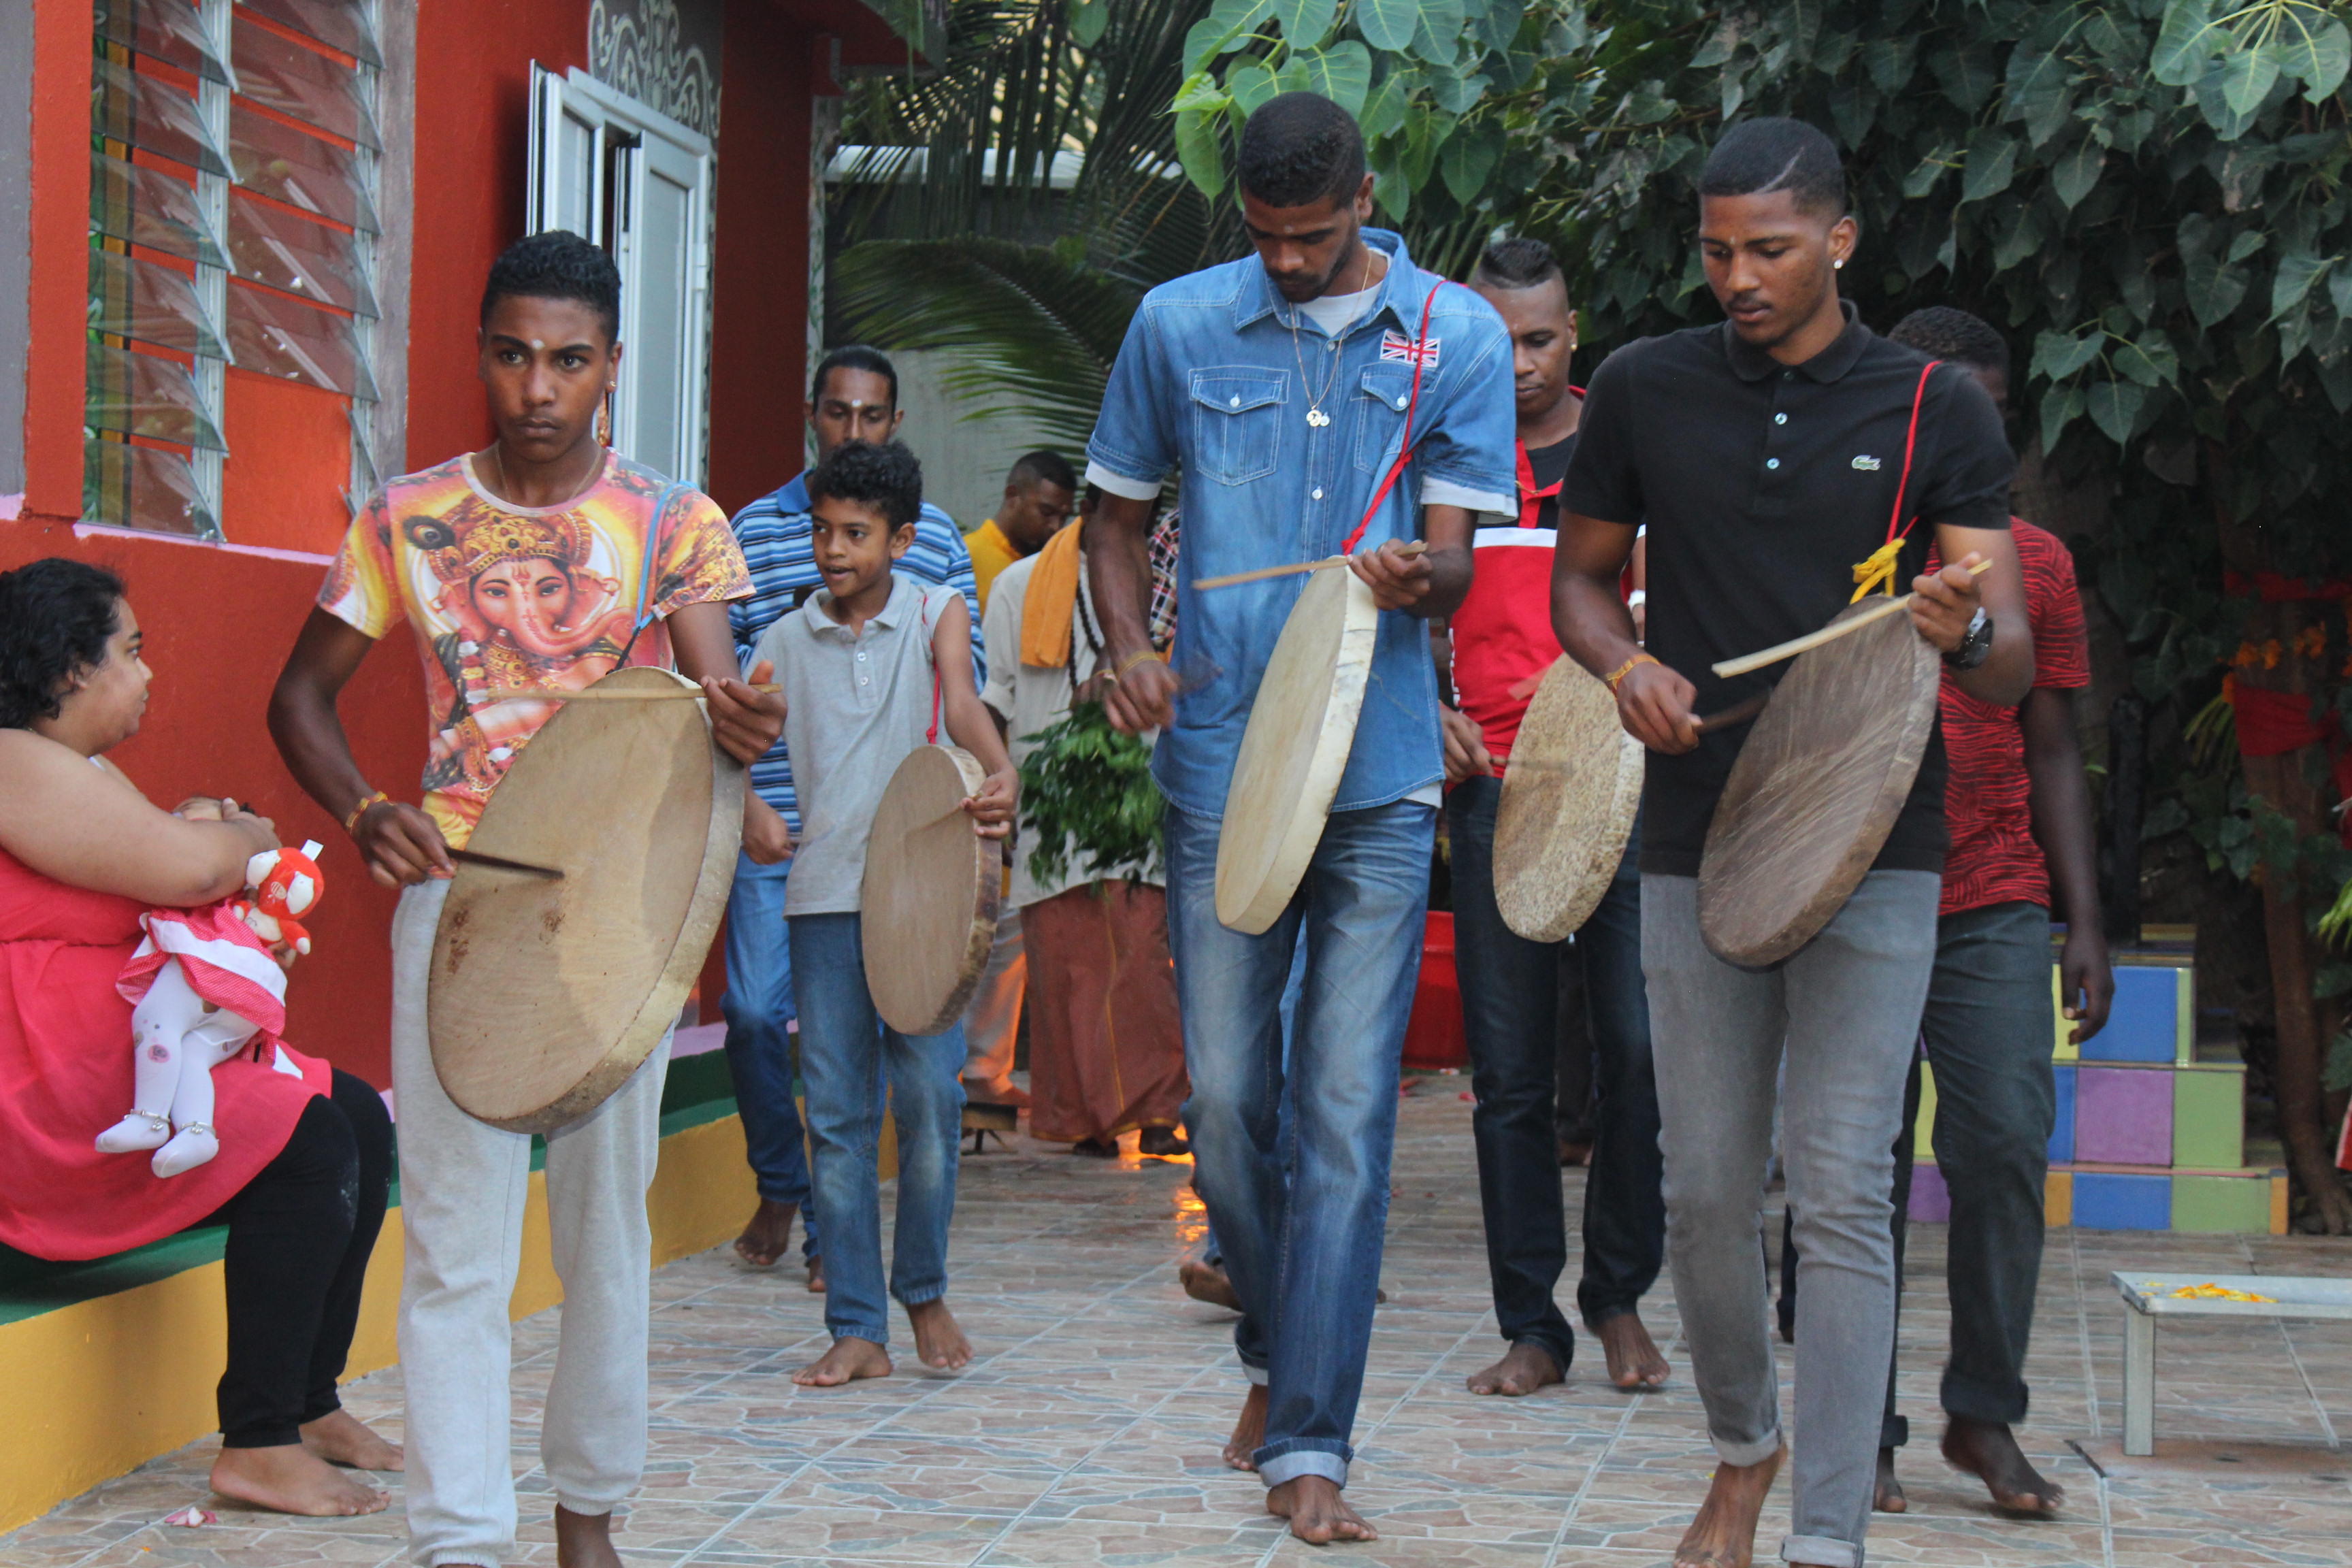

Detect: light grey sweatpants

[1642,870,1938,1568]
[391,879,672,1568]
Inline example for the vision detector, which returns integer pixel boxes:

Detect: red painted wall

[406,0,592,472]
[0,522,427,1085]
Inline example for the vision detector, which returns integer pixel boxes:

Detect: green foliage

[1017,703,1166,887]
[1170,0,1565,270]
[831,238,1143,453]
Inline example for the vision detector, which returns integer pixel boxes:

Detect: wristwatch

[1944,607,1993,671]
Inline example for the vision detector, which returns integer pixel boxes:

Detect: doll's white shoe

[152,1122,220,1178]
[97,1111,173,1154]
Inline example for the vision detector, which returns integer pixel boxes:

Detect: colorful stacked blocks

[1908,942,2283,1235]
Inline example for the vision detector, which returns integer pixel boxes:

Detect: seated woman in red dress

[0,559,399,1517]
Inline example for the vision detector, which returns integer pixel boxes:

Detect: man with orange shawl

[981,506,1188,1156]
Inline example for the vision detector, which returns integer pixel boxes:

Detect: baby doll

[96,841,325,1177]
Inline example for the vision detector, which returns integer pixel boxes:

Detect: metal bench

[2110,1271,2352,1454]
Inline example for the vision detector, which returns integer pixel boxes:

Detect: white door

[525,64,712,487]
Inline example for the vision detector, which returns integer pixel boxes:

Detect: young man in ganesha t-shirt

[272,231,777,1568]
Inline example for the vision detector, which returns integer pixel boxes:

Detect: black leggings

[210,1070,393,1448]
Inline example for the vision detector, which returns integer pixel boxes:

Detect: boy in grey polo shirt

[747,440,1017,1387]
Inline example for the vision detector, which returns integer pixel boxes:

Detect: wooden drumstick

[1710,558,1993,679]
[1506,689,1771,772]
[1196,539,1427,591]
[478,683,782,703]
[451,847,565,879]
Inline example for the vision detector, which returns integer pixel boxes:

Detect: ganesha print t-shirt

[319,450,751,849]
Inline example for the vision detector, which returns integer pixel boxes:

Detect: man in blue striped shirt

[722,344,983,1282]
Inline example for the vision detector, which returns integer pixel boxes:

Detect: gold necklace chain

[1288,252,1386,429]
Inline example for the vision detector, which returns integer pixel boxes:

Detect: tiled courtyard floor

[8,1082,2352,1567]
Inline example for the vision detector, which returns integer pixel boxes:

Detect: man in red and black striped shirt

[1863,307,2114,1516]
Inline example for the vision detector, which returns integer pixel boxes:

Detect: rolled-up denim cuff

[1243,1360,1269,1386]
[1256,1441,1350,1489]
[1781,1533,1860,1568]
[1712,1427,1783,1467]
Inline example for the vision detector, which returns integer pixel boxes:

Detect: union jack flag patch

[1379,329,1440,367]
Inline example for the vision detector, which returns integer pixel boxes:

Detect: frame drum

[1698,601,1940,967]
[429,666,745,1134]
[1215,565,1380,934]
[1494,657,1644,941]
[862,744,998,1036]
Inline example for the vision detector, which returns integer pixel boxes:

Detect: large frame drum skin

[862,744,998,1036]
[429,666,744,1134]
[1494,657,1644,941]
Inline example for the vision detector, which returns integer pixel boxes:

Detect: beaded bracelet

[342,789,390,836]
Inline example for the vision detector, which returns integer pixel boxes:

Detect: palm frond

[832,236,1143,453]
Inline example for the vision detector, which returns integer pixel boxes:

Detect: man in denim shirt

[1083,94,1514,1544]
[721,346,983,1286]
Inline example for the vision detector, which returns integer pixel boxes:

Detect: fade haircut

[1237,91,1366,209]
[1697,118,1848,218]
[811,344,900,410]
[808,440,923,532]
[481,229,621,343]
[1888,306,2010,376]
[1475,236,1563,291]
[1007,448,1077,493]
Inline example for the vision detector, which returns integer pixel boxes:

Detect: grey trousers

[1644,871,1940,1568]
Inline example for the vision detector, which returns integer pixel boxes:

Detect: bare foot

[1558,1139,1592,1167]
[299,1408,403,1471]
[806,1253,826,1293]
[1224,1383,1268,1471]
[1875,1446,1906,1512]
[210,1443,387,1516]
[1071,1135,1119,1157]
[793,1335,892,1386]
[1267,1475,1377,1544]
[1942,1417,2063,1514]
[1597,1311,1671,1389]
[733,1199,798,1267]
[1181,1258,1242,1311]
[1465,1339,1562,1396]
[1672,1444,1783,1567]
[968,1083,1032,1109]
[906,1297,973,1371]
[555,1503,623,1568]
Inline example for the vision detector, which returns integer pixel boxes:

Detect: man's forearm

[1554,572,1641,683]
[269,680,374,823]
[2023,687,2102,926]
[1085,492,1157,660]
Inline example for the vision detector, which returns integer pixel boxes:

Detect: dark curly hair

[1238,92,1365,209]
[1888,306,2010,377]
[480,229,622,344]
[808,440,924,532]
[0,558,128,730]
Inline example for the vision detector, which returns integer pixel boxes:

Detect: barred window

[88,0,381,538]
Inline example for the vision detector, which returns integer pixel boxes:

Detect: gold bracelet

[342,789,389,836]
[1113,649,1162,682]
[1602,653,1661,692]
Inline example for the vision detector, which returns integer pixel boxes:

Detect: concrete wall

[0,0,30,498]
[887,346,1076,532]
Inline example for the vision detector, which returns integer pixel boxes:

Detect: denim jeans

[1449,779,1666,1371]
[1165,800,1433,1490]
[788,912,966,1345]
[720,853,819,1259]
[1644,870,1939,1568]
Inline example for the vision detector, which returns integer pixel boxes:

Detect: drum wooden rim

[429,666,745,1133]
[1215,567,1380,934]
[1494,657,1644,942]
[861,745,998,1036]
[1697,602,1940,968]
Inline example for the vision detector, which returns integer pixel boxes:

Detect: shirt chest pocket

[1351,364,1416,474]
[1188,371,1286,486]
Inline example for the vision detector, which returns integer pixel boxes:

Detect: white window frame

[526,63,713,487]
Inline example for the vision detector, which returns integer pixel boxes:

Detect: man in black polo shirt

[1553,119,2031,1568]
